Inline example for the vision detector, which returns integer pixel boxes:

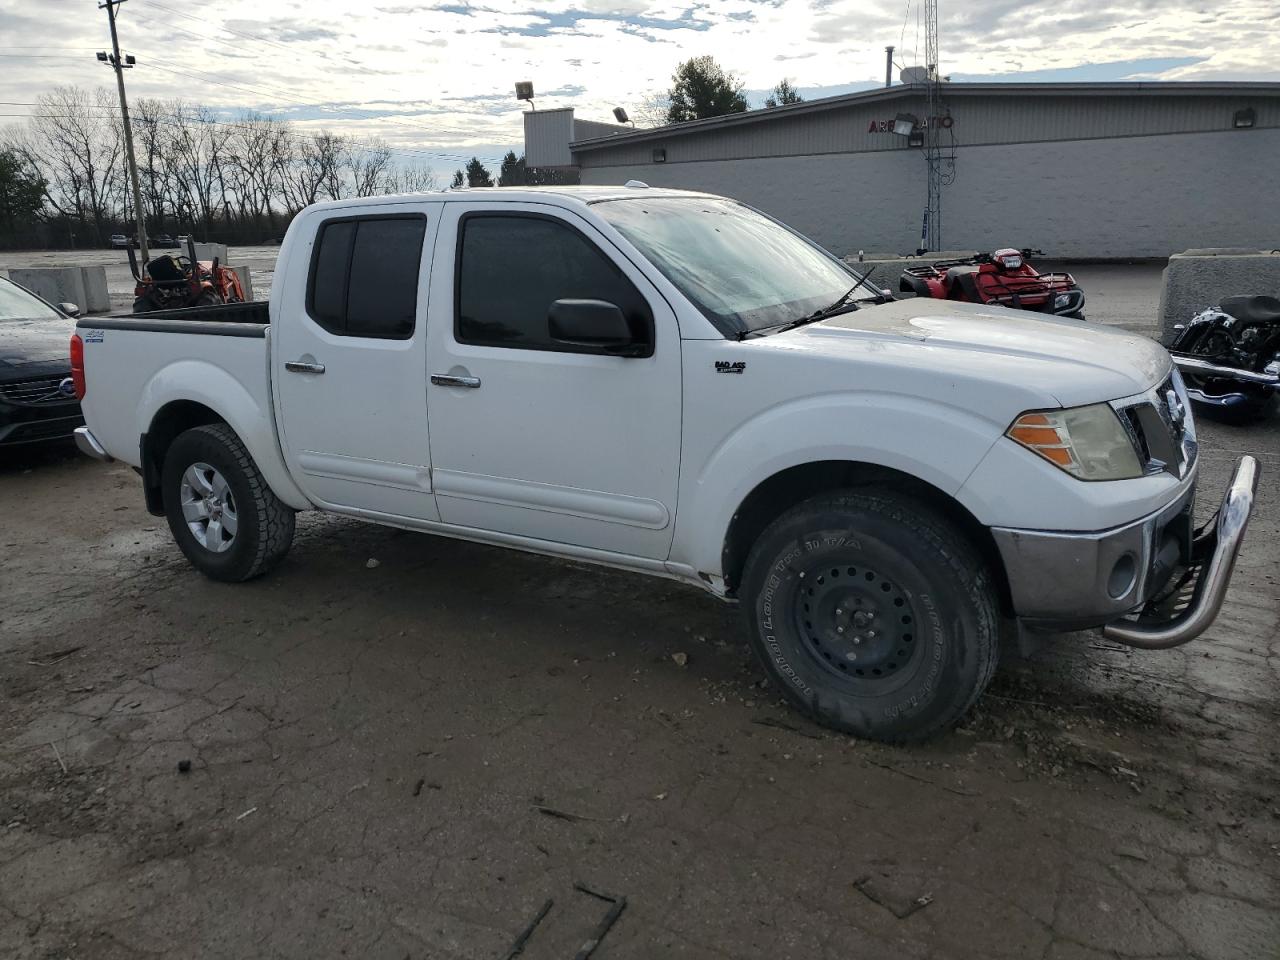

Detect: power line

[134,0,309,55]
[139,55,504,144]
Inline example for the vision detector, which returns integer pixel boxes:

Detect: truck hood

[784,298,1170,408]
[0,316,74,383]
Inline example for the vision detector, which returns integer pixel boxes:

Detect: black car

[0,277,84,447]
[153,234,180,248]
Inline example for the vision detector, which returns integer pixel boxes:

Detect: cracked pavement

[1,268,1278,959]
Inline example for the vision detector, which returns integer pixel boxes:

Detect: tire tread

[742,489,999,743]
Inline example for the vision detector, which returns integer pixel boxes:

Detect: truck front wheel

[161,423,295,582]
[740,490,999,743]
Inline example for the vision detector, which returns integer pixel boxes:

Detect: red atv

[899,248,1085,319]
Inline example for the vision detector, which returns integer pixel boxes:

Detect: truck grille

[0,376,75,406]
[1115,374,1197,479]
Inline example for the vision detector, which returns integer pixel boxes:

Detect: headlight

[1007,403,1144,480]
[1053,293,1071,310]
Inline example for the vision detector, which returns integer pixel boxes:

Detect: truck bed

[76,301,273,471]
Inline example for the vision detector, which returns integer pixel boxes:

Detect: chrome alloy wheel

[179,461,238,553]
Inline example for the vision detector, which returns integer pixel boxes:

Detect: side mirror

[59,302,81,318]
[548,299,646,356]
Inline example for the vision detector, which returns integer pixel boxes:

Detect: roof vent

[624,179,649,189]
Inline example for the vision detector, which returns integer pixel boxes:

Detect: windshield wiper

[736,267,885,341]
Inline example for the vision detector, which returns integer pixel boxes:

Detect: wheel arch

[720,460,1012,615]
[137,363,310,516]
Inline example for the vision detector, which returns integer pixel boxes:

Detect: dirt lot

[1,268,1278,959]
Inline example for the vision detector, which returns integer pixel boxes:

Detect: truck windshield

[594,196,863,337]
[0,278,62,323]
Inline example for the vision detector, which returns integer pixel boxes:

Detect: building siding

[524,109,575,167]
[579,127,1280,259]
[574,93,1280,166]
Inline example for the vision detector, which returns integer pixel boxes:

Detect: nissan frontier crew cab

[71,186,1259,742]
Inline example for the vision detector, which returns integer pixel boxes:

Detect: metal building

[522,82,1280,258]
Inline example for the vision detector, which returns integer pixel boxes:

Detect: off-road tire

[162,423,295,582]
[741,489,999,743]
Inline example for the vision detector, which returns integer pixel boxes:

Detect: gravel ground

[1,264,1277,959]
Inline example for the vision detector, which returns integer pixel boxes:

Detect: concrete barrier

[1158,249,1280,342]
[8,267,88,313]
[79,266,110,313]
[193,242,229,264]
[226,265,254,302]
[842,252,980,291]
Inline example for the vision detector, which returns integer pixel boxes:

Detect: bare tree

[382,163,437,195]
[4,85,452,245]
[347,140,392,197]
[632,92,672,128]
[25,86,124,243]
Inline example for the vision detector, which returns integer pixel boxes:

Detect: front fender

[672,392,1004,580]
[137,359,310,511]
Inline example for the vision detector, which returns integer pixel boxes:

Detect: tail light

[996,253,1023,270]
[70,333,86,400]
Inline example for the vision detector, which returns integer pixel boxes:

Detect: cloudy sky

[2,0,1277,170]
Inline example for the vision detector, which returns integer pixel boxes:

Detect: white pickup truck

[72,186,1259,742]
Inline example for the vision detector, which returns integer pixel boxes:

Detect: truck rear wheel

[161,423,295,582]
[740,490,999,743]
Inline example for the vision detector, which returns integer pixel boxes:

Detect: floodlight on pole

[515,81,535,111]
[612,106,633,127]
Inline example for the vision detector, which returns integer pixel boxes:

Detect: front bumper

[992,456,1259,646]
[0,398,84,446]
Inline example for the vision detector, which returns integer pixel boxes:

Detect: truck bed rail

[117,300,269,325]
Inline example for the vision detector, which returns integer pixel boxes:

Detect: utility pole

[99,0,148,264]
[885,46,895,87]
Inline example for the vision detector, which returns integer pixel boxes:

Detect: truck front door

[424,202,682,560]
[274,204,443,519]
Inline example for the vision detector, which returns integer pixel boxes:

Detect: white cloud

[1,0,1276,170]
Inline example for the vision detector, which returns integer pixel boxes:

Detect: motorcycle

[899,248,1086,319]
[1169,294,1280,420]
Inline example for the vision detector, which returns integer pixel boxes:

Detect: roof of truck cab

[300,185,719,213]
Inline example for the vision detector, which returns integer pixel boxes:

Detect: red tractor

[128,237,247,313]
[899,248,1085,319]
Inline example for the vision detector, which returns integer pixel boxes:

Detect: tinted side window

[307,215,426,339]
[309,220,354,333]
[456,215,650,351]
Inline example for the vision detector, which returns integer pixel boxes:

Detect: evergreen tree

[0,149,46,232]
[465,157,493,188]
[498,150,527,186]
[764,79,804,108]
[665,56,749,123]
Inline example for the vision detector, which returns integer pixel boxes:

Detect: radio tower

[920,0,946,252]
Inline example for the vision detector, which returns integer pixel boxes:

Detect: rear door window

[307,214,426,339]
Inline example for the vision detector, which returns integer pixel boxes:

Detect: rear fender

[137,360,310,511]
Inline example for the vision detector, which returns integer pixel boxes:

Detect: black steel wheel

[793,560,923,687]
[741,489,999,743]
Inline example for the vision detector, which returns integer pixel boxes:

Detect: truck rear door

[273,202,443,519]
[423,200,682,560]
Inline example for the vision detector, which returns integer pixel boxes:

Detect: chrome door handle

[285,360,326,374]
[430,374,481,388]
